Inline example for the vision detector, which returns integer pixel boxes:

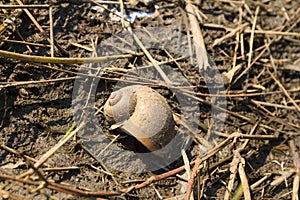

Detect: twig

[225,126,258,199]
[267,68,300,113]
[0,2,24,35]
[0,71,160,88]
[250,100,300,130]
[223,7,243,85]
[231,39,268,86]
[233,6,260,86]
[184,132,242,200]
[231,183,244,200]
[181,90,287,133]
[142,27,189,79]
[34,123,80,169]
[15,0,68,56]
[0,38,51,47]
[180,86,300,97]
[0,189,27,200]
[231,5,300,88]
[49,6,54,57]
[203,23,300,37]
[250,175,270,190]
[224,150,240,200]
[15,29,32,52]
[0,49,136,64]
[251,99,297,110]
[94,1,130,4]
[237,152,251,200]
[212,23,248,47]
[130,133,246,193]
[0,77,76,87]
[0,4,49,9]
[91,0,130,22]
[288,139,300,200]
[184,161,200,200]
[126,26,173,85]
[42,166,80,172]
[119,0,125,28]
[0,173,121,197]
[17,123,80,179]
[214,132,278,140]
[0,146,58,196]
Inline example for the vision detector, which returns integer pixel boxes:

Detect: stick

[0,49,135,64]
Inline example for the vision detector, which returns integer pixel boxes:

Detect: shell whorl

[104,87,136,124]
[108,91,122,106]
[103,85,175,151]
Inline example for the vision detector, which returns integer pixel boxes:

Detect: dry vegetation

[0,0,300,199]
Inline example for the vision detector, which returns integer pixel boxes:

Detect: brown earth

[0,0,300,199]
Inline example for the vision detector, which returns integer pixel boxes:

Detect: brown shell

[103,85,175,151]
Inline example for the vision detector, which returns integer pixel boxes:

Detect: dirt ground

[0,0,300,199]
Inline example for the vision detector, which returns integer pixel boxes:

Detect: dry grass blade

[270,170,294,187]
[182,150,192,180]
[237,153,251,200]
[15,0,67,55]
[126,26,173,85]
[203,23,300,37]
[267,69,300,113]
[224,150,240,200]
[184,157,199,200]
[119,0,125,28]
[0,189,27,200]
[184,132,242,200]
[0,4,49,9]
[0,77,76,88]
[251,99,297,110]
[0,1,24,35]
[132,132,245,192]
[0,38,51,47]
[232,6,260,86]
[185,2,206,51]
[250,175,270,190]
[292,175,299,200]
[212,23,248,47]
[34,123,83,169]
[185,1,209,70]
[0,173,122,197]
[0,49,136,64]
[289,139,300,200]
[223,7,243,85]
[7,123,79,183]
[49,6,54,57]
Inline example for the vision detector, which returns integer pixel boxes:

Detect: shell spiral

[103,85,175,152]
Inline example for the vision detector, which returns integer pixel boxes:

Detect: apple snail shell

[103,85,175,152]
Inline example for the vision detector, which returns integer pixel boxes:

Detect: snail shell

[103,85,175,152]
